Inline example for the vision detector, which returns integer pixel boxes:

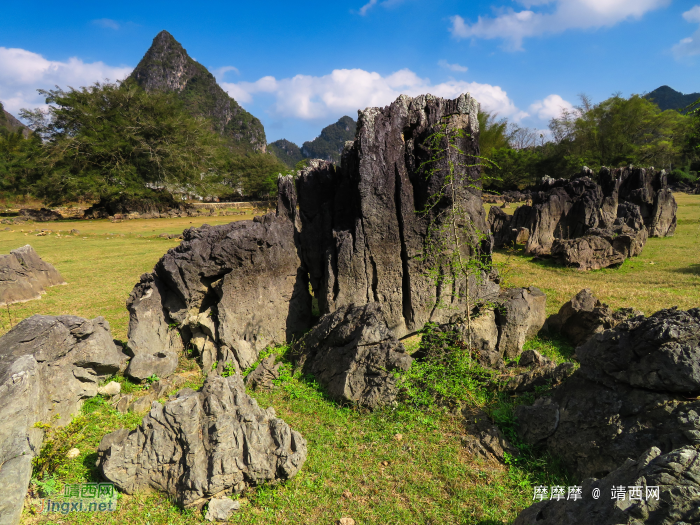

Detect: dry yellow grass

[491,193,700,315]
[0,212,258,340]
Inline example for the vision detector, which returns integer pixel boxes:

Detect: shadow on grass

[672,264,700,275]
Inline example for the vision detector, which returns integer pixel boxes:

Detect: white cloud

[673,5,700,58]
[359,0,378,16]
[450,0,671,50]
[0,47,132,116]
[92,18,120,30]
[438,59,468,73]
[222,67,527,121]
[212,66,240,80]
[684,5,700,23]
[529,94,574,121]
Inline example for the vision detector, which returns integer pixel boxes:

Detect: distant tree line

[479,93,700,191]
[0,79,289,206]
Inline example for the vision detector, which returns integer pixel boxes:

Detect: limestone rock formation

[0,315,126,525]
[545,288,643,346]
[294,303,413,408]
[0,245,65,306]
[296,93,497,338]
[513,446,700,525]
[489,166,677,270]
[245,354,282,391]
[499,352,575,394]
[126,93,497,380]
[130,31,266,153]
[461,406,519,464]
[18,208,63,221]
[495,287,547,359]
[515,307,700,479]
[124,178,311,380]
[97,374,307,508]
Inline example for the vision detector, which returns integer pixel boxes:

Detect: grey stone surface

[546,288,643,346]
[98,381,121,397]
[294,303,413,408]
[0,315,125,525]
[98,374,307,508]
[513,446,700,525]
[516,308,700,479]
[245,355,281,391]
[462,406,519,464]
[496,287,547,360]
[205,497,240,522]
[296,94,497,338]
[500,362,575,394]
[0,245,65,306]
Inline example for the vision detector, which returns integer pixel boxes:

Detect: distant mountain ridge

[645,85,700,113]
[269,115,357,168]
[129,31,266,153]
[0,102,25,135]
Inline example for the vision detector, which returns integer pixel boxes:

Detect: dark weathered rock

[125,177,312,379]
[98,374,307,508]
[0,245,65,306]
[245,355,281,391]
[516,308,700,479]
[462,406,519,463]
[296,94,497,338]
[513,446,700,525]
[618,167,677,237]
[294,303,412,408]
[18,208,63,221]
[546,288,643,346]
[487,206,512,248]
[500,362,575,394]
[0,315,125,525]
[495,287,546,360]
[551,234,625,270]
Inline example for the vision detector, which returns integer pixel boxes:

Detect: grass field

[12,193,700,525]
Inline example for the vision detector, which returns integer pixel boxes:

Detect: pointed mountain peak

[129,31,266,152]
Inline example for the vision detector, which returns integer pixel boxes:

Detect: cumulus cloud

[221,67,528,122]
[673,5,700,58]
[212,66,240,80]
[438,59,468,73]
[450,0,671,50]
[92,18,120,30]
[0,47,132,115]
[357,0,404,16]
[529,94,574,121]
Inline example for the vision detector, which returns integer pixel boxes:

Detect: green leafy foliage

[19,80,227,206]
[222,152,290,199]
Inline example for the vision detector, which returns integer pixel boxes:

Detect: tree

[0,130,41,198]
[477,110,509,159]
[222,153,290,199]
[20,80,226,205]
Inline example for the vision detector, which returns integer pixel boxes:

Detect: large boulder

[0,315,126,525]
[515,308,700,479]
[294,303,413,408]
[296,93,498,338]
[550,234,625,270]
[618,167,677,237]
[546,288,642,346]
[124,178,312,380]
[495,287,546,360]
[97,374,307,508]
[18,208,63,221]
[0,245,65,306]
[513,446,700,525]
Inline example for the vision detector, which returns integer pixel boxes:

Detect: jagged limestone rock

[98,374,307,508]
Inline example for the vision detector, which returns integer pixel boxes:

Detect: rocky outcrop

[18,208,63,221]
[490,167,677,270]
[513,446,700,525]
[129,31,266,153]
[97,373,307,508]
[495,287,546,360]
[0,245,65,306]
[124,178,311,380]
[545,289,642,346]
[294,303,412,408]
[245,354,282,391]
[0,315,126,525]
[127,93,498,380]
[498,350,575,394]
[461,406,519,463]
[515,307,700,479]
[296,93,497,338]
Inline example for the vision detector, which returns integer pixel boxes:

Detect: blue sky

[1,0,698,145]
